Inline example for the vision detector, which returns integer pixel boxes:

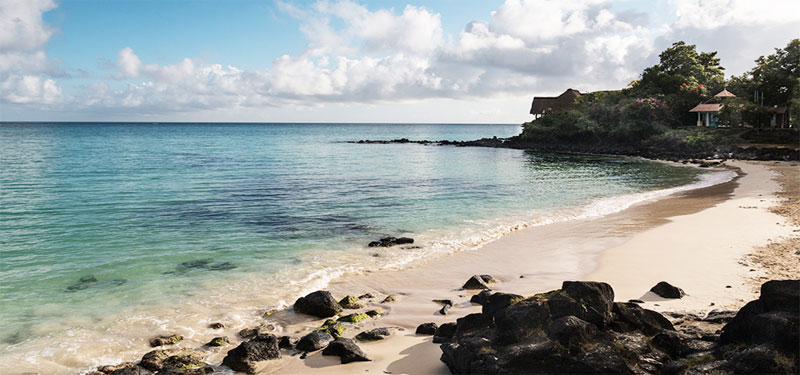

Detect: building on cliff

[529,89,582,119]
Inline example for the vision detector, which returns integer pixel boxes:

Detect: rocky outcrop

[649,281,686,299]
[720,280,799,353]
[221,334,280,374]
[439,280,800,374]
[293,291,342,318]
[321,338,371,363]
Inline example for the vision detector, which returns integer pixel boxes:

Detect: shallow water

[0,123,730,373]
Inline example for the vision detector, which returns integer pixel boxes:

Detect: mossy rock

[338,313,370,323]
[320,319,338,329]
[339,295,364,309]
[262,309,278,318]
[149,334,183,347]
[530,289,568,302]
[365,309,382,317]
[319,322,345,338]
[206,336,230,347]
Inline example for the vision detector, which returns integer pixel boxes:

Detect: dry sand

[255,161,798,374]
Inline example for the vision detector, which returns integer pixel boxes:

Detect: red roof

[689,103,723,112]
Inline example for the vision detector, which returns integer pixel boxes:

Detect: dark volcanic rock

[221,334,280,374]
[462,275,494,290]
[158,351,211,375]
[322,337,371,363]
[108,365,153,375]
[726,344,795,374]
[293,290,342,318]
[149,334,183,347]
[140,349,178,371]
[277,335,295,349]
[438,304,451,315]
[482,292,523,316]
[356,328,392,341]
[547,316,597,346]
[208,322,224,329]
[470,290,492,305]
[760,279,800,312]
[296,330,334,352]
[650,281,686,299]
[703,309,737,323]
[395,237,414,244]
[416,322,437,335]
[433,322,458,343]
[439,279,800,375]
[610,302,674,335]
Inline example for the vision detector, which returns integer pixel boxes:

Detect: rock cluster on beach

[437,280,799,374]
[88,279,798,375]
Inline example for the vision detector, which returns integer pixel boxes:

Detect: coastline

[18,159,793,375]
[232,161,797,374]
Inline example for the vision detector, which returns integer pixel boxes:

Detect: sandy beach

[224,160,799,374]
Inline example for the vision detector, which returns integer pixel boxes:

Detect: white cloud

[670,0,800,30]
[3,0,800,120]
[0,0,63,107]
[116,47,142,78]
[0,0,55,52]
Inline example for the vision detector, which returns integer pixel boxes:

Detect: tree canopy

[632,41,725,97]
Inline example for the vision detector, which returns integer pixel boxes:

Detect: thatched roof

[689,103,723,112]
[714,89,736,98]
[530,89,582,115]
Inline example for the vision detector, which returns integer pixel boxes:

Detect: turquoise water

[0,123,728,372]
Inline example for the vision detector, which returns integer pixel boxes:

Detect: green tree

[633,41,725,96]
[727,39,799,107]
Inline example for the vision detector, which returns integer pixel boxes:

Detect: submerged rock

[381,295,397,303]
[221,334,280,374]
[149,334,183,347]
[321,337,371,364]
[66,275,98,292]
[208,322,224,329]
[367,236,415,247]
[294,291,342,318]
[650,281,686,299]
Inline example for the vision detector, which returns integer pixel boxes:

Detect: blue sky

[1,0,798,122]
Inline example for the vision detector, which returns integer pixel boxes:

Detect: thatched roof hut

[530,89,582,117]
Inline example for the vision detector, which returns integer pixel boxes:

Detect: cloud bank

[1,0,799,120]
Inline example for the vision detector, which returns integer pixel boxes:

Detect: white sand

[268,161,797,374]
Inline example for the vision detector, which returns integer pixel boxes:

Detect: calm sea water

[0,123,732,373]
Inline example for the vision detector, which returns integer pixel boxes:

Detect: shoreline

[13,160,795,375]
[259,160,797,374]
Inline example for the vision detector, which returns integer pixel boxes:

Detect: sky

[1,0,799,123]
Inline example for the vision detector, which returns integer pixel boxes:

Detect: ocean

[0,122,735,373]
